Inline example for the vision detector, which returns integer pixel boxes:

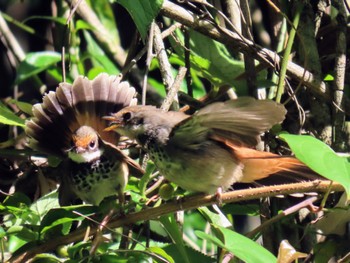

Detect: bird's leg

[215,187,223,206]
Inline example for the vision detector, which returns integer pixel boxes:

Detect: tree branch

[11,180,342,262]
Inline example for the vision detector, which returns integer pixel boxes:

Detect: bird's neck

[68,148,104,163]
[137,126,170,150]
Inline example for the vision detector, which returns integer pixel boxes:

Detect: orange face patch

[72,134,95,148]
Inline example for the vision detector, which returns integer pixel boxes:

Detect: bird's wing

[172,97,286,147]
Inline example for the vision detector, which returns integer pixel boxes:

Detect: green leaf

[279,134,350,197]
[3,192,31,208]
[46,67,67,83]
[10,99,34,116]
[139,161,156,196]
[196,226,277,263]
[159,214,191,263]
[148,246,175,263]
[31,253,62,263]
[76,19,95,31]
[116,0,163,40]
[6,226,38,241]
[0,102,25,127]
[323,74,334,81]
[23,15,66,25]
[40,205,95,236]
[86,0,119,44]
[162,244,215,263]
[30,191,60,222]
[16,51,61,84]
[169,29,255,94]
[221,203,260,216]
[83,31,119,74]
[197,206,232,228]
[0,227,6,238]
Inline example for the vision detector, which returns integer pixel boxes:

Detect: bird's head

[103,106,158,140]
[67,126,103,163]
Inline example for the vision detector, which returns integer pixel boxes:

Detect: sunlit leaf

[279,134,350,197]
[0,102,25,127]
[31,253,62,263]
[148,246,175,263]
[323,74,334,81]
[30,191,60,221]
[196,226,277,263]
[198,206,232,228]
[16,51,61,84]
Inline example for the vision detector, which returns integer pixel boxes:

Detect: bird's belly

[150,143,243,194]
[70,159,126,205]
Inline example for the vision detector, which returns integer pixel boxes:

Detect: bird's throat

[68,148,104,163]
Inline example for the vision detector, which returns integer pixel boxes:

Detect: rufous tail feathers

[212,135,318,183]
[231,145,309,182]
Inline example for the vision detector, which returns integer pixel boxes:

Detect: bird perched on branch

[104,98,317,194]
[26,73,143,205]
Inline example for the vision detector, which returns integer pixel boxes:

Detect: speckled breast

[70,155,115,192]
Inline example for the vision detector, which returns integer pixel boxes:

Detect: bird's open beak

[102,116,121,132]
[103,124,118,132]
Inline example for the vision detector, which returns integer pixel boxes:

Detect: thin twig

[240,0,258,97]
[183,28,193,97]
[0,11,25,62]
[246,196,319,239]
[161,66,187,111]
[153,23,175,91]
[142,21,155,105]
[121,23,182,80]
[332,0,348,151]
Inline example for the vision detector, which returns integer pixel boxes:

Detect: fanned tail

[25,73,137,157]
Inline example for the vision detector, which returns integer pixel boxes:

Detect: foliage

[0,0,349,262]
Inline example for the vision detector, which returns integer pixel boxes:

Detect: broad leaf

[169,29,257,93]
[16,51,61,84]
[116,0,163,40]
[196,226,277,263]
[83,31,119,75]
[160,214,191,263]
[0,102,25,127]
[162,244,215,263]
[280,134,350,197]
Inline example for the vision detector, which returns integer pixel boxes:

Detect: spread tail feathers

[25,73,137,157]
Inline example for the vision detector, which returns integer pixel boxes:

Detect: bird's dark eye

[123,112,132,122]
[89,140,96,149]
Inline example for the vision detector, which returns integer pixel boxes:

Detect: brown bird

[25,73,142,205]
[104,98,315,194]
